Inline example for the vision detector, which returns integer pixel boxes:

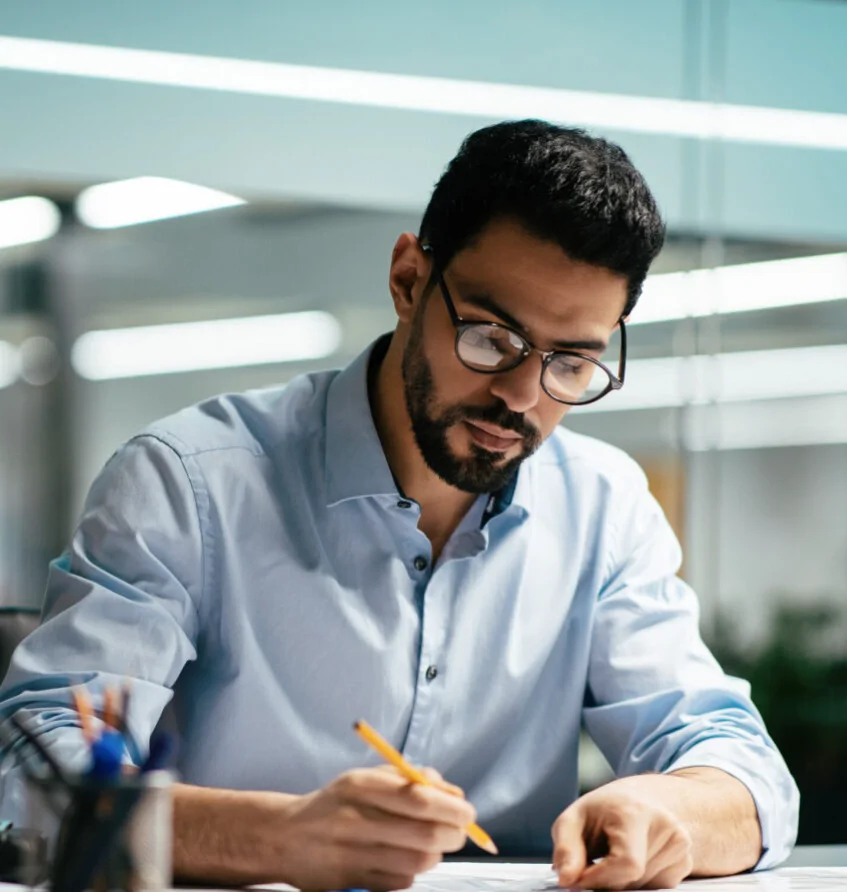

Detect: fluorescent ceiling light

[0,340,18,389]
[0,196,61,249]
[634,253,847,325]
[684,394,847,451]
[71,311,341,380]
[0,35,846,152]
[76,176,245,229]
[580,344,847,413]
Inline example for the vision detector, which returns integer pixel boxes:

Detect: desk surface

[0,847,843,892]
[784,846,847,867]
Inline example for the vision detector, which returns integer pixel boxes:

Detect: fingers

[640,828,694,889]
[360,842,443,877]
[337,843,444,892]
[551,807,589,887]
[363,871,418,892]
[284,768,473,892]
[576,817,649,890]
[350,804,468,853]
[573,816,692,890]
[373,764,467,799]
[334,768,477,828]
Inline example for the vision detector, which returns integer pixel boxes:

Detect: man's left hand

[551,777,694,890]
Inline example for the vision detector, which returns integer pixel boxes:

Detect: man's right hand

[172,767,477,891]
[275,766,475,890]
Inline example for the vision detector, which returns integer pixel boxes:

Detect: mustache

[442,401,540,442]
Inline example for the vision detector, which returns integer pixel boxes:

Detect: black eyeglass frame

[422,247,627,407]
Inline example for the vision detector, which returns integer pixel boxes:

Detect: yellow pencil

[353,719,498,855]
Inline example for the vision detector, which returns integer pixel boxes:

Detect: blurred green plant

[707,600,847,843]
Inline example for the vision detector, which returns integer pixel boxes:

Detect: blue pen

[87,729,124,780]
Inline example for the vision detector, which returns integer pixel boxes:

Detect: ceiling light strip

[0,195,62,250]
[581,344,847,413]
[1,35,847,151]
[71,311,342,380]
[75,176,245,229]
[635,252,847,325]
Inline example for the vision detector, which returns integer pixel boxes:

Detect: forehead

[447,218,628,333]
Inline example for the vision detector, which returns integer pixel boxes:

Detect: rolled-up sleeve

[582,469,799,870]
[0,433,206,820]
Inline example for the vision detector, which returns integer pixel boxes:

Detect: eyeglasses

[423,248,627,406]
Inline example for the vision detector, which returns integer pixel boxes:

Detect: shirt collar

[490,456,532,523]
[325,335,399,506]
[324,335,533,521]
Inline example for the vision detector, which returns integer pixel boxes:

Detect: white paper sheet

[409,861,557,892]
[180,863,847,892]
[407,864,847,892]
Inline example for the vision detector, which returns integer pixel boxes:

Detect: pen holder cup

[24,769,173,892]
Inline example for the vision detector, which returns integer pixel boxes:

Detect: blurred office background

[0,0,845,843]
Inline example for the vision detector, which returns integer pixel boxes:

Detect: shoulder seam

[144,426,266,459]
[128,433,210,622]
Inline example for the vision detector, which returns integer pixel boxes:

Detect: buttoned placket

[397,497,491,765]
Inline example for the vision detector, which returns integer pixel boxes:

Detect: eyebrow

[461,292,609,353]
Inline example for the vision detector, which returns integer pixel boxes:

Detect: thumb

[552,808,588,886]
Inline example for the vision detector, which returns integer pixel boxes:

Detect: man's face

[400,218,628,494]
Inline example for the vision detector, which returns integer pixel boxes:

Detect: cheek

[437,365,491,410]
[424,324,489,405]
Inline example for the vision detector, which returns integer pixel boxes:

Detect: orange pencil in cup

[72,687,96,744]
[353,719,498,855]
[102,686,119,730]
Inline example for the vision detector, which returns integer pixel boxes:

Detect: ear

[389,232,431,324]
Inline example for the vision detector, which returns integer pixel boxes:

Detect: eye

[549,355,590,377]
[467,324,523,355]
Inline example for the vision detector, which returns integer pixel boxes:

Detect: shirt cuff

[664,737,799,870]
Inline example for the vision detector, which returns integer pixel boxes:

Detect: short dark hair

[419,119,665,316]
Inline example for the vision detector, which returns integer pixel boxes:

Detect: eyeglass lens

[455,324,621,405]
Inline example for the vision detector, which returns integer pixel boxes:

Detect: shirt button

[413,555,428,571]
[397,499,412,509]
[425,665,438,682]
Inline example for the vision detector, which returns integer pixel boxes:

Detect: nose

[488,352,544,414]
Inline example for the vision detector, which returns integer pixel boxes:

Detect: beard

[401,309,543,494]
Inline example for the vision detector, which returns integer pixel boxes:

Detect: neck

[370,334,477,555]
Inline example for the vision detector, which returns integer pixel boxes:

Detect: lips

[464,420,523,453]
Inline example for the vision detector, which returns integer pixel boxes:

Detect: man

[0,120,797,891]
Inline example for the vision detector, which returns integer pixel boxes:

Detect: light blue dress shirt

[0,337,798,863]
